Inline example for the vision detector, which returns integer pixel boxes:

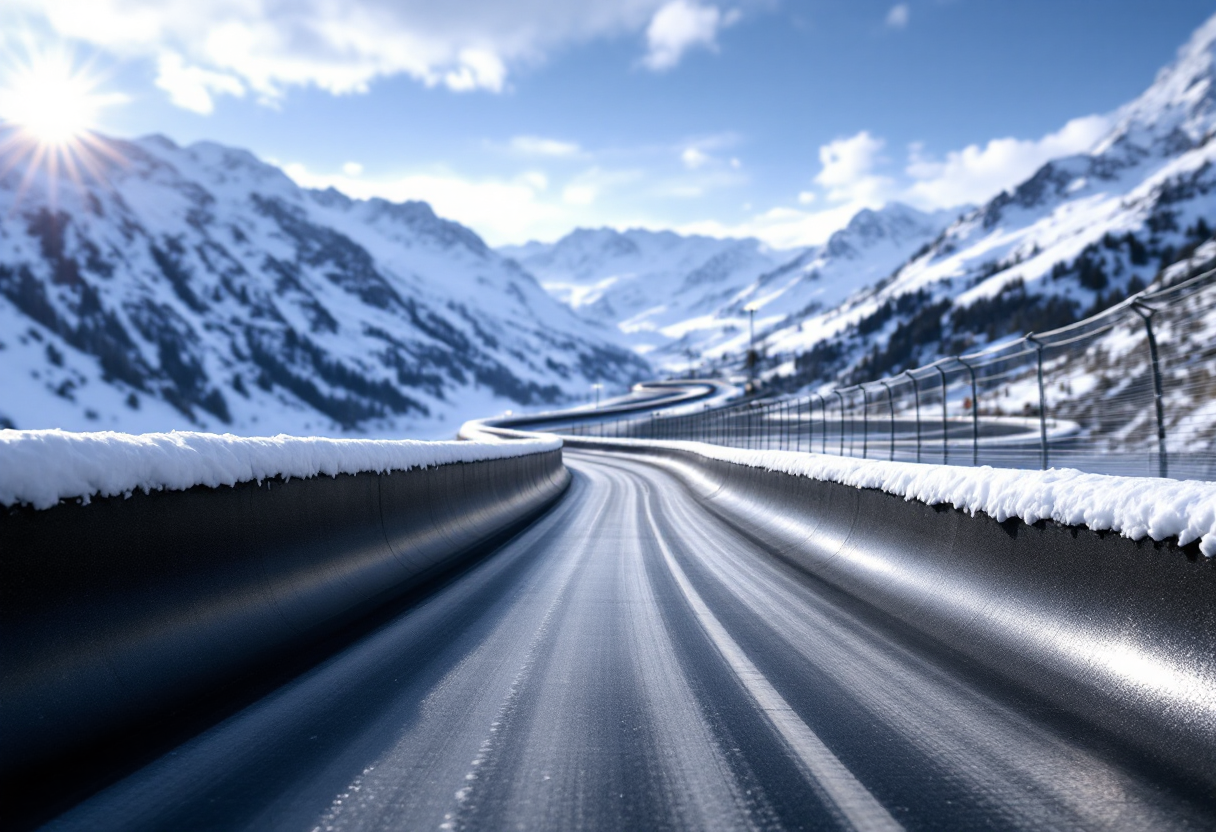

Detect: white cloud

[681,146,710,169]
[154,52,244,114]
[903,114,1111,208]
[561,166,644,206]
[284,161,650,245]
[692,113,1115,250]
[563,183,597,205]
[885,4,910,29]
[441,48,506,93]
[814,130,894,203]
[16,0,695,110]
[679,201,865,249]
[518,170,549,191]
[342,161,363,176]
[643,1,737,71]
[287,162,565,244]
[509,135,582,157]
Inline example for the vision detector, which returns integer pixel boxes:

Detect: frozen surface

[576,436,1216,557]
[0,429,561,510]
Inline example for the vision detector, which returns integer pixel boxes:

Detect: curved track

[41,449,1213,831]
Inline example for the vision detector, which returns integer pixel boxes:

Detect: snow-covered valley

[0,135,648,437]
[3,14,1215,445]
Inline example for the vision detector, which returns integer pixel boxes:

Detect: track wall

[0,450,569,778]
[565,438,1216,789]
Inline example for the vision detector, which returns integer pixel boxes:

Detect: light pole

[592,383,603,409]
[745,302,760,388]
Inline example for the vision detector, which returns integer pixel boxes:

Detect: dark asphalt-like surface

[43,450,1213,831]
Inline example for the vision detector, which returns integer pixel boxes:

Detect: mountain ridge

[0,132,647,436]
[762,12,1216,390]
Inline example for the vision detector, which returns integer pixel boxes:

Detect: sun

[0,47,113,146]
[0,43,127,204]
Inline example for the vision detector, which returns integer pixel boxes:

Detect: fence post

[957,356,979,466]
[932,364,948,465]
[880,380,895,461]
[905,371,921,463]
[833,390,846,456]
[792,398,802,452]
[822,394,831,452]
[807,395,814,453]
[860,387,870,459]
[788,399,795,451]
[1132,303,1169,478]
[787,399,794,452]
[1025,335,1048,470]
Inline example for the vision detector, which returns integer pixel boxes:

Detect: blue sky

[2,1,1213,247]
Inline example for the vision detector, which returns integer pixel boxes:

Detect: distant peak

[1096,12,1216,152]
[137,134,180,152]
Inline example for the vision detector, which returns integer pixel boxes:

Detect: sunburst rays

[0,38,127,210]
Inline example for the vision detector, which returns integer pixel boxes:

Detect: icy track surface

[0,429,562,510]
[578,437,1216,557]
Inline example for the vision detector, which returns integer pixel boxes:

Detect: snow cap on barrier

[0,429,563,510]
[575,437,1216,557]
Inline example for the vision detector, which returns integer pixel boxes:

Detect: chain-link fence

[564,268,1216,480]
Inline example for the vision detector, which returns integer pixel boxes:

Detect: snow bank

[575,437,1216,557]
[0,429,562,510]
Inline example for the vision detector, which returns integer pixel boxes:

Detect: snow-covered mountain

[758,13,1216,389]
[0,134,648,436]
[501,228,787,357]
[508,204,957,373]
[704,203,960,350]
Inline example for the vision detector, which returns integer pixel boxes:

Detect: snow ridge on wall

[0,429,562,510]
[577,436,1216,557]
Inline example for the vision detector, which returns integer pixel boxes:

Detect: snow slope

[684,203,958,366]
[0,134,648,438]
[508,204,956,373]
[760,13,1216,389]
[502,228,788,357]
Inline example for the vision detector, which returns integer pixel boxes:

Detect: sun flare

[0,48,115,146]
[0,43,127,202]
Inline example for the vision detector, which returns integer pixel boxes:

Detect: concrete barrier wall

[564,438,1216,790]
[0,450,569,779]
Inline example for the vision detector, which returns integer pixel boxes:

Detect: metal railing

[564,268,1216,480]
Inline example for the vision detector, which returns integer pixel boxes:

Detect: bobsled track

[2,382,1215,831]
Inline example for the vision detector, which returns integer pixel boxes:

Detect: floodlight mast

[745,302,760,389]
